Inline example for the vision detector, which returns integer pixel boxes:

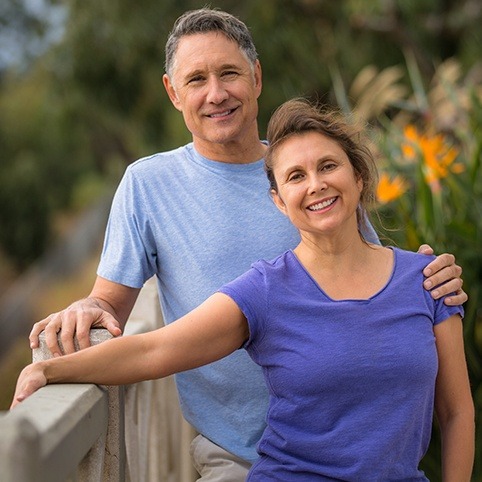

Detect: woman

[12,99,474,481]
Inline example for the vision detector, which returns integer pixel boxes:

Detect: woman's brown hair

[265,98,378,227]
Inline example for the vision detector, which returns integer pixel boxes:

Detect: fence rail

[0,384,108,482]
[0,278,197,482]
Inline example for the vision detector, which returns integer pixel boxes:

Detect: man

[30,9,466,481]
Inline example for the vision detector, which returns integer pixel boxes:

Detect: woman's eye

[288,173,304,182]
[321,162,337,171]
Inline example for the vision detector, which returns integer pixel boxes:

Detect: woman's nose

[308,174,327,194]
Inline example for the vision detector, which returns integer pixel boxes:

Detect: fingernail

[424,280,432,289]
[432,290,439,298]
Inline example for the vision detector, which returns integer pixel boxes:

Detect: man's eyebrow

[183,69,204,79]
[219,63,241,70]
[184,64,241,78]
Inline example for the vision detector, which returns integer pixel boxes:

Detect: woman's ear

[271,189,288,216]
[356,173,363,194]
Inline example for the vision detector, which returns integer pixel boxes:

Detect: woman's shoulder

[251,250,295,271]
[390,247,436,277]
[392,246,435,262]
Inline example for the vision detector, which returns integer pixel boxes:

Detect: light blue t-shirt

[97,142,379,462]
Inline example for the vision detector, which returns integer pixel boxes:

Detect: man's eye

[188,76,204,84]
[222,71,239,79]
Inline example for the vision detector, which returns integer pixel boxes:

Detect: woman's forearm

[44,332,161,386]
[439,411,475,482]
[11,332,160,409]
[434,315,475,481]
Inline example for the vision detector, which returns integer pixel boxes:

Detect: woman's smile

[306,196,338,212]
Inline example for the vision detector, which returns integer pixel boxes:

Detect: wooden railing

[0,278,198,482]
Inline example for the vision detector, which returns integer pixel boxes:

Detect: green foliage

[0,151,50,268]
[0,64,86,268]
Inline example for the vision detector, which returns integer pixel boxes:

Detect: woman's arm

[11,293,248,408]
[434,314,475,482]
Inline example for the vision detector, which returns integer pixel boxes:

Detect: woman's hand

[10,363,48,409]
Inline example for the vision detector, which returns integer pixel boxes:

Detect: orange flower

[401,125,420,160]
[377,172,408,204]
[401,125,464,184]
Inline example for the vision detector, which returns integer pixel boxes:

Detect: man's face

[163,32,262,152]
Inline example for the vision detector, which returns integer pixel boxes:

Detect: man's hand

[29,276,140,358]
[29,298,122,357]
[418,244,467,306]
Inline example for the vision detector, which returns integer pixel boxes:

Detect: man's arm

[29,276,140,357]
[418,245,467,306]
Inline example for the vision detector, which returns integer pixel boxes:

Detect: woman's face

[270,131,363,238]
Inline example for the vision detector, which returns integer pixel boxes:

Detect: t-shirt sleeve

[417,253,465,326]
[97,167,157,288]
[433,296,464,326]
[218,265,268,348]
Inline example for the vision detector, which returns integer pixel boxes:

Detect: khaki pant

[190,434,252,482]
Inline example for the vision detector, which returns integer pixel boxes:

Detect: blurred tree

[0,0,65,75]
[0,0,481,269]
[0,61,90,268]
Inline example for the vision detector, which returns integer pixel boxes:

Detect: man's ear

[271,189,288,216]
[163,74,182,111]
[254,60,262,99]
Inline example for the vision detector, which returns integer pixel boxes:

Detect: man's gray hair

[165,8,258,78]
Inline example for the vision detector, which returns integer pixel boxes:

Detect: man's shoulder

[128,144,192,174]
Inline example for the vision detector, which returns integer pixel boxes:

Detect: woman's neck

[294,231,370,273]
[293,233,393,300]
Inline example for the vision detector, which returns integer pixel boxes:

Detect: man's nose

[205,77,229,104]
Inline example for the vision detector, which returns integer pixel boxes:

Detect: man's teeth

[308,198,336,211]
[210,110,232,118]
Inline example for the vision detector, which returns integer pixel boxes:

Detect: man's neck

[193,138,267,164]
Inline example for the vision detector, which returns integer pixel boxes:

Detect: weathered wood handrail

[0,384,108,482]
[0,278,198,482]
[0,329,126,482]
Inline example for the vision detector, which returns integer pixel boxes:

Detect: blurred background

[0,0,480,479]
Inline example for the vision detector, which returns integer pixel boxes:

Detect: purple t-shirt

[219,247,463,481]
